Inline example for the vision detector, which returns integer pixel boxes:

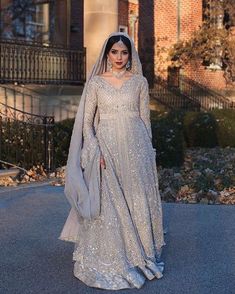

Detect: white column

[84,0,119,76]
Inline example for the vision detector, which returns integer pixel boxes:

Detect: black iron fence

[0,38,86,85]
[150,79,201,111]
[0,102,54,171]
[151,76,235,111]
[179,75,234,110]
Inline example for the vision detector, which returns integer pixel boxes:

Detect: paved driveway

[0,184,234,294]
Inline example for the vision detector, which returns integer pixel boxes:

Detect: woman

[59,32,166,290]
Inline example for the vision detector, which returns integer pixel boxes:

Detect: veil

[59,32,144,242]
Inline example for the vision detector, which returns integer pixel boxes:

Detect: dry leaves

[49,166,65,186]
[0,176,18,187]
[1,147,234,205]
[159,147,235,205]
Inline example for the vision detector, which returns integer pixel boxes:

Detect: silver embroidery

[73,74,166,290]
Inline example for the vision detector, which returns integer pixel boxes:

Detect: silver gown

[72,73,166,290]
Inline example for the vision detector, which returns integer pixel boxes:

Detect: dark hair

[104,35,132,66]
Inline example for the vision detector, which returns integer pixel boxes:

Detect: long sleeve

[140,77,152,140]
[81,79,99,169]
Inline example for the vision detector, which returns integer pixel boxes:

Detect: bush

[53,109,235,168]
[183,112,218,147]
[211,109,235,147]
[151,110,186,168]
[54,118,75,167]
[183,109,235,148]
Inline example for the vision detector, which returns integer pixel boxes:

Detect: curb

[0,180,60,194]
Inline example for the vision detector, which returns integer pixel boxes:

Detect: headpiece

[116,38,126,47]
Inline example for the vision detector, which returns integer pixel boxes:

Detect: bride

[59,32,166,290]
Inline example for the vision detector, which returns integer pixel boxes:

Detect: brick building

[138,0,235,96]
[1,0,233,112]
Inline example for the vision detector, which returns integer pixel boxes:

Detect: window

[12,1,50,42]
[203,0,234,29]
[119,25,128,33]
[1,0,53,43]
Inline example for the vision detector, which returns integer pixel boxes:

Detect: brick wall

[70,0,84,49]
[154,0,178,45]
[180,0,202,41]
[53,0,68,46]
[150,0,231,91]
[138,0,155,85]
[153,0,203,79]
[183,61,227,90]
[154,0,178,79]
[119,0,129,27]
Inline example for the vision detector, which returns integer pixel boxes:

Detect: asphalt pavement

[0,184,234,294]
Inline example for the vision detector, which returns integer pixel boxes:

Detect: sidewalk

[0,185,234,294]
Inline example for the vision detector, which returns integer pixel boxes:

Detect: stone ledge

[0,168,20,178]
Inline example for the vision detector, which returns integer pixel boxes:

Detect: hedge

[183,109,235,148]
[151,110,186,167]
[53,109,235,168]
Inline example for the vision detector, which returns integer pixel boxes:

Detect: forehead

[111,42,128,51]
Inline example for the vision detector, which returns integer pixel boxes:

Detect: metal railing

[150,79,201,111]
[0,84,78,121]
[0,102,54,171]
[179,75,235,110]
[0,38,86,85]
[151,76,235,111]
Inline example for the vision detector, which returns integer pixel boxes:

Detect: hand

[100,154,106,169]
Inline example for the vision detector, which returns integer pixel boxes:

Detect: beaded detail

[73,74,165,290]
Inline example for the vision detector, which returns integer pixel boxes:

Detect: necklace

[111,68,127,79]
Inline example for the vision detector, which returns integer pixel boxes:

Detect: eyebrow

[111,49,128,52]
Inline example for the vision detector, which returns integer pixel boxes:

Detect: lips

[116,62,123,65]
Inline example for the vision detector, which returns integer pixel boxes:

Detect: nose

[117,52,122,60]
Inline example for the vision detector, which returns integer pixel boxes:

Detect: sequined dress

[72,73,166,290]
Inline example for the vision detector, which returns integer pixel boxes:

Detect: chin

[114,64,126,70]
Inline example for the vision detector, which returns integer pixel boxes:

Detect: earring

[107,58,112,71]
[126,60,131,70]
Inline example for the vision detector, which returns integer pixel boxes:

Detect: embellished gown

[71,74,166,290]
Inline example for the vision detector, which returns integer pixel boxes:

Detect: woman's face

[107,41,129,71]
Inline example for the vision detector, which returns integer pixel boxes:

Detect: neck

[111,67,126,73]
[110,67,127,79]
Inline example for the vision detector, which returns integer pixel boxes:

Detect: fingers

[100,155,106,169]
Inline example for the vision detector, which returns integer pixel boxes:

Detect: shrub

[151,110,186,168]
[183,109,235,148]
[183,112,218,147]
[54,118,74,167]
[52,109,235,168]
[211,109,235,147]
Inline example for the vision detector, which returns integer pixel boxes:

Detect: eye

[122,51,128,55]
[111,50,117,54]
